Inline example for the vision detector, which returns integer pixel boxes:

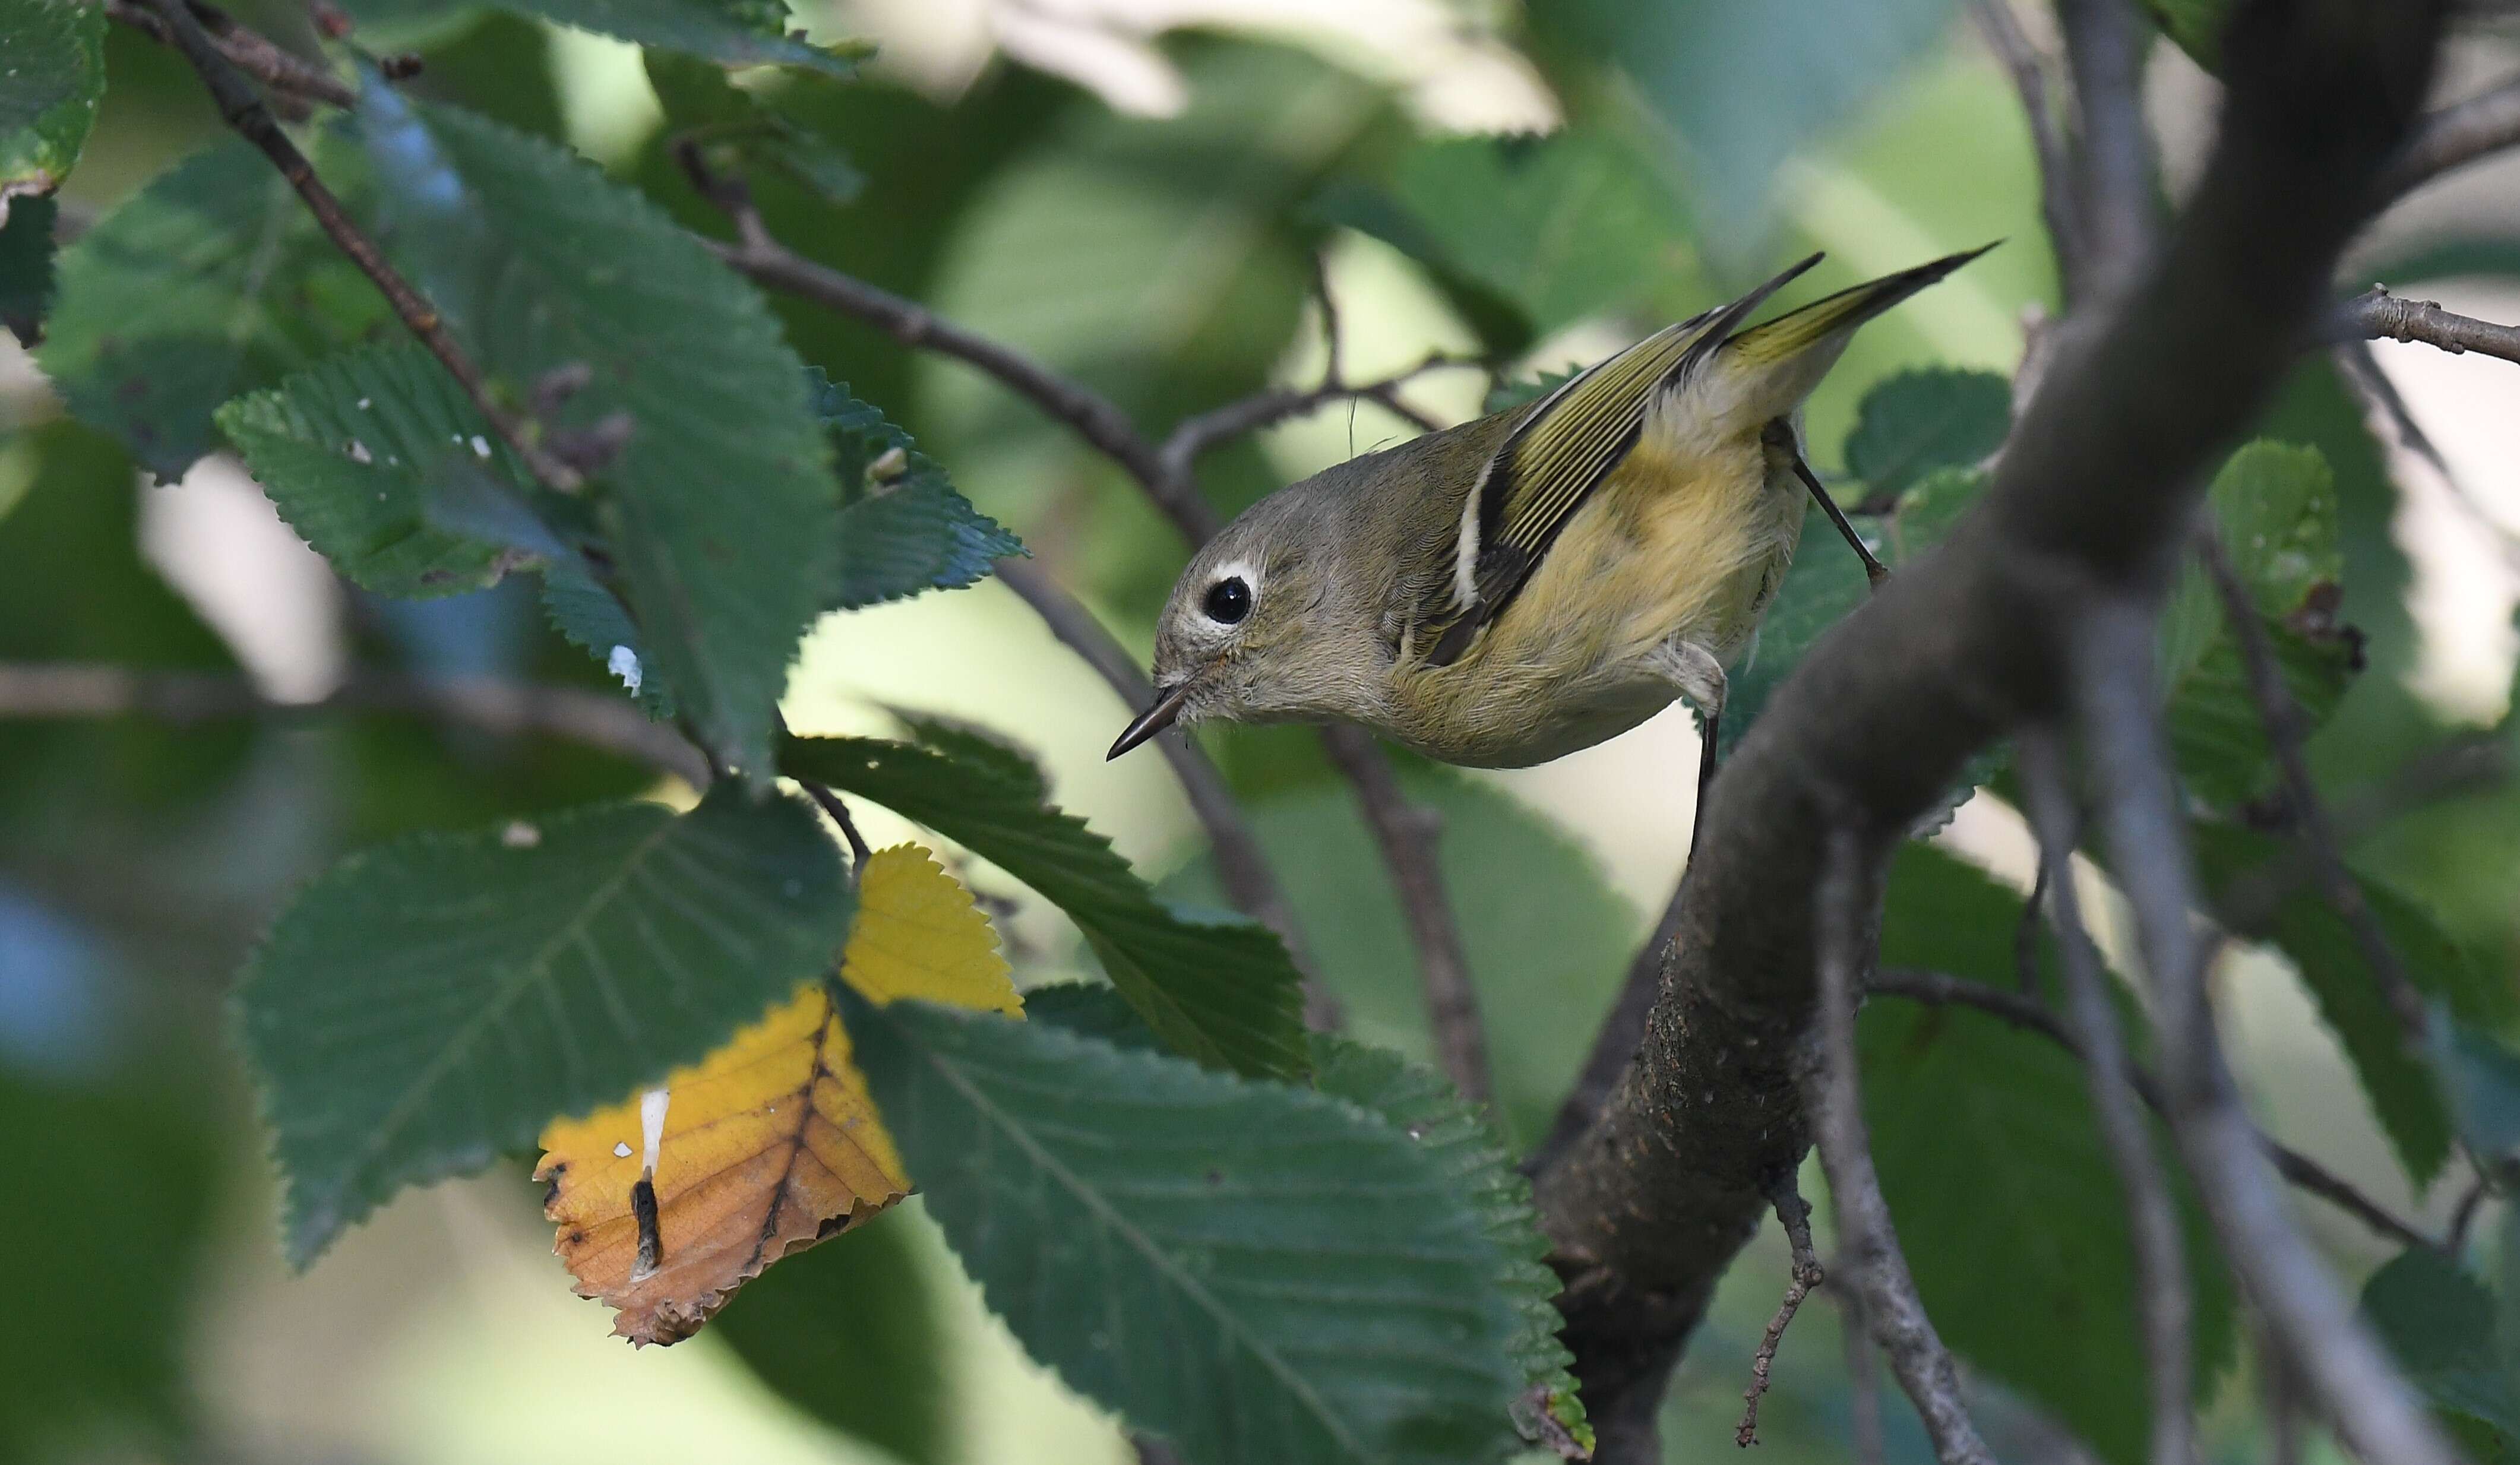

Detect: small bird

[1108,246,1992,821]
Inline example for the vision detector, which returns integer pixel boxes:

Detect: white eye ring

[1200,561,1261,626]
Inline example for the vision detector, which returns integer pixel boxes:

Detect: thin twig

[2074,597,2456,1465]
[2347,285,2520,368]
[1868,967,2435,1252]
[1153,349,1472,487]
[1804,825,1996,1465]
[142,0,581,495]
[2386,75,2520,200]
[2198,535,2430,1042]
[991,556,1335,1023]
[1317,724,1492,1102]
[684,177,1187,534]
[106,0,359,110]
[799,779,874,875]
[2057,0,2156,298]
[1737,1177,1826,1448]
[2020,729,2195,1465]
[0,662,707,784]
[1971,0,2083,284]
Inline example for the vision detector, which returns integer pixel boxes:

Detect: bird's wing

[1416,254,1823,667]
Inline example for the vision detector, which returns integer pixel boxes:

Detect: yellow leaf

[536,844,1018,1344]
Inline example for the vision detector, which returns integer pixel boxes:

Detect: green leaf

[2193,821,2511,1186]
[0,0,103,204]
[1841,369,2011,504]
[1311,128,1690,348]
[2433,1016,2520,1182]
[1310,1038,1591,1458]
[239,784,853,1264]
[1532,0,1962,241]
[342,0,864,75]
[2361,1248,2519,1457]
[647,52,864,205]
[840,991,1529,1465]
[0,191,54,346]
[1868,848,2237,1465]
[2159,442,2357,809]
[714,1211,950,1465]
[217,342,524,599]
[1161,768,1635,1142]
[808,372,1023,611]
[38,140,391,478]
[358,88,839,781]
[779,734,1310,1080]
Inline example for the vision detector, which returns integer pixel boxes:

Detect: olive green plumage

[1110,246,1993,770]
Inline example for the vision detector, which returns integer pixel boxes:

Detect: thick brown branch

[2348,285,2520,366]
[2019,730,2194,1465]
[1535,0,2456,1441]
[0,662,707,784]
[2386,75,2520,199]
[141,0,581,495]
[2073,598,2454,1465]
[1803,828,1994,1465]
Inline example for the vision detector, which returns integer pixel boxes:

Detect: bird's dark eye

[1203,575,1252,625]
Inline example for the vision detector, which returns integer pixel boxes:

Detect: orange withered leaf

[535,844,1020,1343]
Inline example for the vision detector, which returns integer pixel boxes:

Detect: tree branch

[1867,967,2435,1254]
[2347,285,2520,367]
[1533,0,2457,1439]
[2018,729,2195,1465]
[139,0,583,496]
[2385,74,2520,200]
[1735,1177,1825,1448]
[105,0,359,111]
[2058,0,2157,297]
[1316,723,1492,1102]
[0,662,708,784]
[1972,0,2083,283]
[1803,826,1995,1465]
[2072,596,2455,1465]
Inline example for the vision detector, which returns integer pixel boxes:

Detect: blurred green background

[5,1,2518,1461]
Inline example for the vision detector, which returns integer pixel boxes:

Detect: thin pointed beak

[1108,681,1193,760]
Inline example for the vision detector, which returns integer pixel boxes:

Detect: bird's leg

[1791,455,1889,587]
[1694,706,1720,852]
[1655,640,1729,856]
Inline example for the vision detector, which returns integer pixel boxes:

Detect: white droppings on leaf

[470,435,492,459]
[347,439,371,465]
[608,645,641,694]
[639,1087,670,1175]
[501,819,540,849]
[356,397,371,410]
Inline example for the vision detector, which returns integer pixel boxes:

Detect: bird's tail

[1706,242,1999,428]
